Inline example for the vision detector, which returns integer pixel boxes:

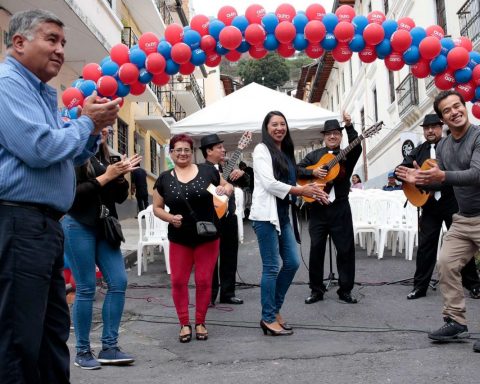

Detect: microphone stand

[325,235,338,290]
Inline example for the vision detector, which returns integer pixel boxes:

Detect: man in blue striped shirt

[0,9,121,384]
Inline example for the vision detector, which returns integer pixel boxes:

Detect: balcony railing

[155,0,174,25]
[458,0,480,45]
[121,27,138,48]
[147,84,186,122]
[188,75,205,108]
[425,75,435,91]
[396,73,419,117]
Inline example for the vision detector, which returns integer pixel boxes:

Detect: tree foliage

[237,53,290,89]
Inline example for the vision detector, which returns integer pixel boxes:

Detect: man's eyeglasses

[172,148,192,154]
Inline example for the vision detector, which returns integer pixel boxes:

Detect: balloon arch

[61,3,480,120]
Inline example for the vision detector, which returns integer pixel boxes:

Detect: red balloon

[118,63,140,85]
[304,20,326,43]
[171,42,192,65]
[205,52,222,67]
[219,26,243,50]
[335,5,355,23]
[129,81,146,96]
[473,64,480,86]
[397,17,415,31]
[277,43,295,58]
[385,52,405,71]
[367,11,386,25]
[190,14,210,36]
[275,3,296,22]
[145,52,166,74]
[472,101,480,119]
[419,36,441,60]
[434,70,456,90]
[332,43,353,62]
[200,35,217,52]
[411,59,431,78]
[245,4,266,24]
[426,25,445,40]
[139,32,159,55]
[275,22,296,44]
[217,5,237,26]
[334,21,354,43]
[165,24,184,45]
[97,75,118,97]
[179,62,195,75]
[453,36,473,52]
[110,43,130,65]
[455,81,475,102]
[305,43,324,59]
[363,23,385,46]
[245,24,266,46]
[225,50,242,62]
[82,63,102,82]
[62,87,84,109]
[358,46,377,63]
[447,47,470,70]
[390,30,412,53]
[305,3,326,21]
[249,45,268,59]
[151,72,170,86]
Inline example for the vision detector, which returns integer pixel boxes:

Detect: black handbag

[99,204,125,248]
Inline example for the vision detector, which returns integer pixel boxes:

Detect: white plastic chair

[350,192,380,256]
[234,187,244,243]
[137,205,170,276]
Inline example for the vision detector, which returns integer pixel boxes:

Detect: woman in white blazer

[250,111,328,336]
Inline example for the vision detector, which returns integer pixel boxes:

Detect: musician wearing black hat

[200,134,245,305]
[298,112,362,304]
[395,114,480,300]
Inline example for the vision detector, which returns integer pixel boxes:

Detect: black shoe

[279,321,293,331]
[219,296,244,304]
[407,288,427,300]
[338,291,358,304]
[428,317,469,341]
[473,340,480,352]
[178,325,192,343]
[260,320,293,336]
[305,291,324,304]
[469,287,480,299]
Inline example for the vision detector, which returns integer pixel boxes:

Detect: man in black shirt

[298,113,361,304]
[131,166,149,215]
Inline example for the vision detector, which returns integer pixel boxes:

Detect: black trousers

[308,200,356,294]
[211,213,238,301]
[414,205,480,291]
[0,205,70,384]
[136,194,149,213]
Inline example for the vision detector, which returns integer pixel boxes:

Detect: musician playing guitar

[395,114,480,300]
[297,112,362,305]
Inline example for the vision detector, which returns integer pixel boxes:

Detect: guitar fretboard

[325,134,365,169]
[222,148,242,180]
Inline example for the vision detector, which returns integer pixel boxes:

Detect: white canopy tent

[171,82,340,156]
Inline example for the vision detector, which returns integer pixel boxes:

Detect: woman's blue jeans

[62,215,127,353]
[252,216,300,323]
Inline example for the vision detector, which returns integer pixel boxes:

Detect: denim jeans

[62,215,127,353]
[252,215,300,323]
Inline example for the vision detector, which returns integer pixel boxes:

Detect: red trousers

[169,239,220,325]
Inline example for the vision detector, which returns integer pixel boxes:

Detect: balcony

[123,0,170,35]
[121,27,138,48]
[396,73,419,117]
[458,0,480,46]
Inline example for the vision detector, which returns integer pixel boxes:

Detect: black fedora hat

[321,119,343,133]
[200,134,224,149]
[420,114,443,127]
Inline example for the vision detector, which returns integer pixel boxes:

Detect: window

[373,88,378,123]
[349,60,353,86]
[330,96,334,110]
[336,85,339,105]
[341,71,345,94]
[117,118,128,156]
[360,108,365,131]
[150,137,158,175]
[388,71,395,103]
[435,0,447,34]
[368,1,372,13]
[384,0,389,15]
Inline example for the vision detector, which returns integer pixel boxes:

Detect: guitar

[402,159,437,207]
[213,131,253,218]
[298,121,383,203]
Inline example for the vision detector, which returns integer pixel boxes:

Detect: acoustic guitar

[213,131,252,218]
[298,121,383,203]
[402,159,437,207]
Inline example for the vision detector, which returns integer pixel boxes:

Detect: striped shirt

[0,56,99,212]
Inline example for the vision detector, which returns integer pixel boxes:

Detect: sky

[191,0,335,18]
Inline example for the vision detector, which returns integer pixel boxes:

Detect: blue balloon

[183,29,201,50]
[352,15,368,33]
[322,13,339,33]
[293,33,308,51]
[165,59,180,75]
[71,78,83,88]
[232,15,249,33]
[454,67,472,84]
[262,13,279,34]
[101,59,119,76]
[440,37,455,56]
[78,80,97,97]
[430,54,448,75]
[216,42,229,55]
[138,68,153,84]
[116,81,130,97]
[157,40,172,60]
[209,19,225,40]
[264,33,279,51]
[130,44,139,51]
[476,86,480,100]
[321,33,337,51]
[349,34,366,52]
[183,26,191,32]
[129,49,146,68]
[68,107,80,120]
[100,56,111,66]
[293,13,309,34]
[403,45,420,65]
[468,51,480,69]
[382,20,398,40]
[190,48,206,66]
[237,39,251,53]
[375,39,392,57]
[410,27,426,46]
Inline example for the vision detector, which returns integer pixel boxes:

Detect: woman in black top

[153,134,233,342]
